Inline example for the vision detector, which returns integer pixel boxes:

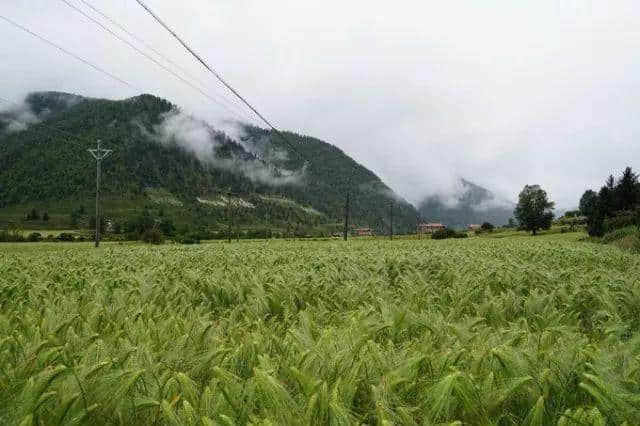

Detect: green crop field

[1,234,640,425]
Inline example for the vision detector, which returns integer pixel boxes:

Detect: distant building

[468,224,482,232]
[418,223,445,233]
[355,227,373,236]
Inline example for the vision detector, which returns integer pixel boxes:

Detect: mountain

[0,91,418,235]
[418,179,514,229]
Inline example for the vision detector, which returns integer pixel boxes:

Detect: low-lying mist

[140,109,306,187]
[0,99,41,133]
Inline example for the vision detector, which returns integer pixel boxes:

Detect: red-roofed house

[418,223,445,234]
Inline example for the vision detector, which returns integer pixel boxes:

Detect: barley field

[1,236,640,425]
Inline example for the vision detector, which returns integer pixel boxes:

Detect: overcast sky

[2,0,640,208]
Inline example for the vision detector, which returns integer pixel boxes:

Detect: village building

[418,223,445,233]
[355,227,373,236]
[468,224,482,232]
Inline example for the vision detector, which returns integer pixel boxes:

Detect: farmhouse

[355,227,373,236]
[468,224,482,232]
[418,223,445,233]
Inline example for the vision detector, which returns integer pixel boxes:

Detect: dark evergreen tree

[579,190,598,217]
[27,208,39,220]
[615,167,639,211]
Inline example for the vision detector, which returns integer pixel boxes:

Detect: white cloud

[0,101,41,133]
[3,0,640,208]
[142,109,305,186]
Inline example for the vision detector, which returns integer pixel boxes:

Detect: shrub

[27,232,42,242]
[0,229,25,242]
[612,235,640,252]
[432,228,453,240]
[481,222,495,231]
[141,228,164,244]
[604,211,636,233]
[602,226,637,244]
[125,232,140,241]
[432,228,467,239]
[56,233,75,242]
[175,232,201,244]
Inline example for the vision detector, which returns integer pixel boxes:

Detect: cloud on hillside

[0,100,41,133]
[140,109,305,186]
[3,0,640,208]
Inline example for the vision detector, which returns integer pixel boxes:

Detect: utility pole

[236,213,240,243]
[389,202,394,240]
[343,189,350,241]
[88,139,112,248]
[226,192,232,243]
[343,167,355,241]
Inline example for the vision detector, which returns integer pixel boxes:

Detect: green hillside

[0,91,417,235]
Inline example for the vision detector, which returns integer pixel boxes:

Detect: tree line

[579,167,640,236]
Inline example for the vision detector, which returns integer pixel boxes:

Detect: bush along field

[2,237,640,424]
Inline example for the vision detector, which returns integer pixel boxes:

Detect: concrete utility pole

[343,168,355,241]
[226,192,232,243]
[343,189,350,241]
[389,202,394,240]
[88,139,112,248]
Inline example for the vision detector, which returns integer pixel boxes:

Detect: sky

[2,0,640,209]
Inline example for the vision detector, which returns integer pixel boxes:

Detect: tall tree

[615,167,639,211]
[514,185,555,235]
[579,190,598,217]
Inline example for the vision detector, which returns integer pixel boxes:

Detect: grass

[1,235,640,424]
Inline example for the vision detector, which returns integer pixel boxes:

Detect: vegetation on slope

[0,91,418,233]
[579,167,640,237]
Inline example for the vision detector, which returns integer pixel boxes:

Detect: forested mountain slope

[0,91,417,233]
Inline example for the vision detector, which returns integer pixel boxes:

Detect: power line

[80,0,204,88]
[77,0,258,126]
[133,0,309,164]
[59,0,255,125]
[0,14,139,92]
[1,10,298,179]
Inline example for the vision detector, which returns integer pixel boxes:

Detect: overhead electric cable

[133,0,308,163]
[59,0,255,125]
[0,14,139,92]
[80,0,204,86]
[77,0,258,125]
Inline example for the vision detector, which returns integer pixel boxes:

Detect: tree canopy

[579,167,640,236]
[514,185,554,235]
